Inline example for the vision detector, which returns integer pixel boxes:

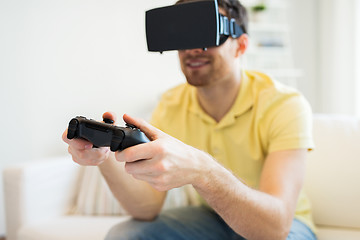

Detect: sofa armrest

[3,155,81,240]
[306,114,360,229]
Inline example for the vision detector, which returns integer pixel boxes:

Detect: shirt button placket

[211,127,223,162]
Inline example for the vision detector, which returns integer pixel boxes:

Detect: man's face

[178,36,239,87]
[178,8,241,88]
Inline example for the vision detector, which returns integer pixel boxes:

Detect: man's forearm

[193,159,292,240]
[99,153,167,220]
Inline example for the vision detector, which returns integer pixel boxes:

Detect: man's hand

[115,114,213,191]
[62,112,117,166]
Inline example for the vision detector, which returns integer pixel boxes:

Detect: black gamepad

[67,116,150,151]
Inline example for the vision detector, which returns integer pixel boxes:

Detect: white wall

[317,0,358,115]
[356,0,360,117]
[288,0,320,111]
[289,0,360,115]
[0,0,182,236]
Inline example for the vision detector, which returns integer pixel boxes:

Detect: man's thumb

[102,111,117,124]
[122,114,161,141]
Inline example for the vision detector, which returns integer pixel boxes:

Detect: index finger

[62,129,71,144]
[62,129,93,150]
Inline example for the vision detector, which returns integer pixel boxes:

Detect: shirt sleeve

[265,94,314,153]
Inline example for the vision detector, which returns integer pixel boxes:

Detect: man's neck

[196,72,242,123]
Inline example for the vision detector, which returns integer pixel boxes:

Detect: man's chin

[184,74,210,87]
[185,79,208,87]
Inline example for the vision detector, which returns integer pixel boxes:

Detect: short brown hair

[175,0,248,34]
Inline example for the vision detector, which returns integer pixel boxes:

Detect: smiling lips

[186,59,210,69]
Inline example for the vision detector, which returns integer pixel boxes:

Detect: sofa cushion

[305,114,360,229]
[316,226,360,240]
[71,166,200,216]
[17,215,131,240]
[70,166,128,215]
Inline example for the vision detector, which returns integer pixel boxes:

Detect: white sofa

[3,114,360,240]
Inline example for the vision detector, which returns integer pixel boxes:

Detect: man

[63,0,317,239]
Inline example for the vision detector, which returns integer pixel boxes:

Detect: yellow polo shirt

[150,70,316,232]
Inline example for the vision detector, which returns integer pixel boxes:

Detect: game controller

[67,116,150,151]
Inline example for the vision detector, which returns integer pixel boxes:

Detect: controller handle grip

[120,129,150,151]
[67,118,79,139]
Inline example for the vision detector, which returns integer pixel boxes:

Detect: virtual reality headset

[145,0,245,52]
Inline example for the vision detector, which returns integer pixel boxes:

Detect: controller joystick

[103,118,114,124]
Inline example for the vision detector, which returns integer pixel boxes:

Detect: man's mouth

[186,59,210,69]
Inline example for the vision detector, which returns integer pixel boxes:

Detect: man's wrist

[191,150,220,190]
[98,152,123,172]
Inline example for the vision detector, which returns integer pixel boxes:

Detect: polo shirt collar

[188,70,254,129]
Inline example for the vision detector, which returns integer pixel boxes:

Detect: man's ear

[235,34,249,57]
